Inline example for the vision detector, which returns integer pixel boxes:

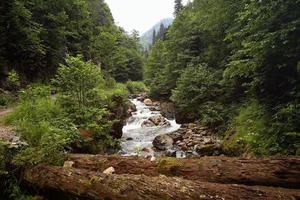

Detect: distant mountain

[140,18,173,50]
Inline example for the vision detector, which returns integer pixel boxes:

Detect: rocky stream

[120,94,223,158]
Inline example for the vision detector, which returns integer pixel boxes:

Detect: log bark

[23,165,300,200]
[67,154,300,188]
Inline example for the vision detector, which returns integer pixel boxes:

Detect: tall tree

[152,29,156,45]
[174,0,183,16]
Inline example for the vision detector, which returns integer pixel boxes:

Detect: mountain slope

[140,18,173,50]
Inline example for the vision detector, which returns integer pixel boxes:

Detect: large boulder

[175,111,198,124]
[160,101,175,119]
[152,134,174,150]
[194,144,222,156]
[148,115,171,127]
[166,132,183,142]
[127,102,137,116]
[143,98,153,106]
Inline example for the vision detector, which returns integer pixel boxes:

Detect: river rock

[194,144,221,156]
[165,149,177,157]
[143,98,153,106]
[142,147,154,154]
[127,102,137,115]
[149,106,160,111]
[152,134,173,150]
[166,132,183,142]
[148,115,171,127]
[141,120,156,127]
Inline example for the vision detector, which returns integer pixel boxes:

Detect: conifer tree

[174,0,183,16]
[152,29,156,45]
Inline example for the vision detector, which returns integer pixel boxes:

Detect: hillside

[140,18,173,50]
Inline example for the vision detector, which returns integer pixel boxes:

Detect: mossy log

[67,154,300,188]
[23,165,300,200]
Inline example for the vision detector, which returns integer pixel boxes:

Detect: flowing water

[120,98,181,156]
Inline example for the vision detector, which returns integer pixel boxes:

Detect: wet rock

[149,106,160,111]
[141,120,156,127]
[153,134,173,150]
[126,137,133,141]
[148,115,171,127]
[129,94,140,99]
[165,149,177,157]
[142,147,154,154]
[133,93,148,102]
[143,98,153,106]
[137,96,145,102]
[127,102,137,115]
[127,116,135,124]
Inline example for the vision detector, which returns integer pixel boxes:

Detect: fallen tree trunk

[67,154,300,188]
[23,165,300,200]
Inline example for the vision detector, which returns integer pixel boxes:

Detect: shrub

[0,141,9,176]
[126,81,147,94]
[52,55,104,108]
[0,92,16,107]
[5,86,79,165]
[270,101,300,155]
[6,70,21,91]
[53,56,120,152]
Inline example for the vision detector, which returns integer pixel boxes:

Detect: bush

[53,56,120,152]
[52,55,104,108]
[0,92,16,107]
[6,70,21,91]
[5,86,79,165]
[126,81,147,94]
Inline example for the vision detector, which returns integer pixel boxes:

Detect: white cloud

[105,0,189,34]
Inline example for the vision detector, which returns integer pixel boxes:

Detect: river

[120,98,180,156]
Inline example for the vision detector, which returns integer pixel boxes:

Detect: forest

[145,0,300,156]
[0,0,299,199]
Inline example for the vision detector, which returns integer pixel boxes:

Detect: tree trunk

[67,154,300,188]
[23,165,300,200]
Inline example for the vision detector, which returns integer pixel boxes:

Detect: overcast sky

[105,0,189,35]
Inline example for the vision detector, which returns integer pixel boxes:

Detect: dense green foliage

[126,81,148,94]
[1,55,138,198]
[145,0,300,155]
[3,56,136,168]
[4,85,79,165]
[0,0,143,84]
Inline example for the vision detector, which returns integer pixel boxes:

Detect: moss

[222,129,248,156]
[157,158,183,176]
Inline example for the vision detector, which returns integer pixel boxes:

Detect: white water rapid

[120,98,181,156]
